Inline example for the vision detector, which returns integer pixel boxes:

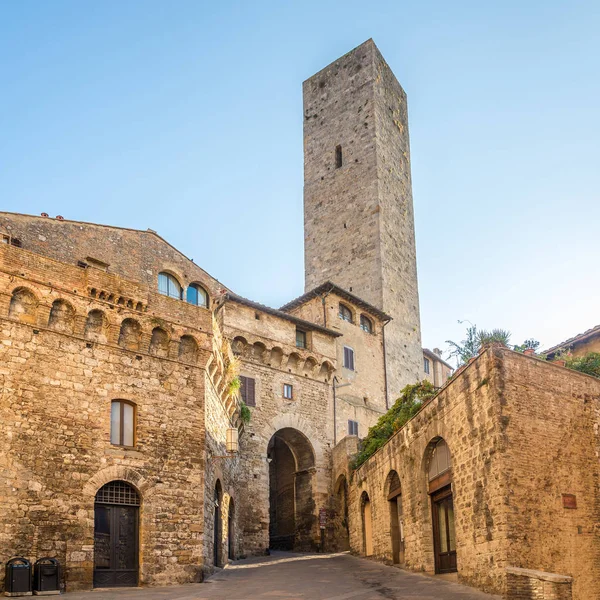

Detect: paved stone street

[65,552,500,599]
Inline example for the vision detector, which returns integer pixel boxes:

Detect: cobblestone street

[65,552,500,599]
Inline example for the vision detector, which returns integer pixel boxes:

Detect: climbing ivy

[350,381,436,471]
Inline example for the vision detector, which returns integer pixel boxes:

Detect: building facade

[2,39,594,600]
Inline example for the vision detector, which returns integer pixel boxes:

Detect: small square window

[348,420,359,436]
[283,383,293,399]
[296,329,307,349]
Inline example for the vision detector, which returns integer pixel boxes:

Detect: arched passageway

[361,491,373,557]
[267,428,316,551]
[427,438,457,574]
[214,480,223,567]
[386,470,404,565]
[93,481,140,588]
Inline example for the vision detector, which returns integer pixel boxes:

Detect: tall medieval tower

[303,39,422,398]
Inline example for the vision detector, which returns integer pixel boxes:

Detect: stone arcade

[1,40,598,600]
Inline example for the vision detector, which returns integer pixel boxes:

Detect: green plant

[350,381,436,471]
[513,339,540,353]
[228,376,241,393]
[565,352,600,379]
[446,324,512,366]
[240,402,251,424]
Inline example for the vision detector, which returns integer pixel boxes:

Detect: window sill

[105,446,143,459]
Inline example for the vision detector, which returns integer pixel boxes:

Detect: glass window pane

[447,500,456,551]
[122,403,134,446]
[438,504,448,553]
[111,402,121,445]
[158,273,169,296]
[198,287,208,307]
[186,285,198,305]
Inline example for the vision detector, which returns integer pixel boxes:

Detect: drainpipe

[382,318,392,410]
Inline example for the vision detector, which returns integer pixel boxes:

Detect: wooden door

[363,499,373,556]
[432,487,457,573]
[94,504,139,587]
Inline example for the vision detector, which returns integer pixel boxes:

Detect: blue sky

[1,0,599,359]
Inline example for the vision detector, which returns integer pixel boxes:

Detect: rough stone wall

[500,353,600,600]
[340,349,600,599]
[344,349,508,595]
[0,244,238,591]
[0,212,223,298]
[303,39,422,399]
[506,567,573,600]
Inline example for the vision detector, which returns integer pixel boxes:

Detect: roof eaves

[225,293,343,337]
[543,324,600,355]
[280,281,392,322]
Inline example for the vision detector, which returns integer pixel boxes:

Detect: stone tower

[303,39,422,398]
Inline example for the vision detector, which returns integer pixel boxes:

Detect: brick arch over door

[83,466,150,499]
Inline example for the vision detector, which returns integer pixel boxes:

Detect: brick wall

[506,567,573,600]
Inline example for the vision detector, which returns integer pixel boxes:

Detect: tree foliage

[513,339,540,353]
[350,381,436,471]
[565,352,600,379]
[446,325,512,366]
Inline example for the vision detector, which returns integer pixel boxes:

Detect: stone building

[332,348,600,600]
[2,38,594,600]
[422,347,453,388]
[544,323,600,358]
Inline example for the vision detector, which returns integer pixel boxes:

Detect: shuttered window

[348,420,359,436]
[240,376,256,407]
[343,346,355,371]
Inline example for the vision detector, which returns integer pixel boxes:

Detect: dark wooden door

[432,488,457,574]
[94,504,139,587]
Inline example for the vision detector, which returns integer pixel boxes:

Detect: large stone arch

[267,427,318,551]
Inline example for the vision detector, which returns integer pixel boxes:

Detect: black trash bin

[4,557,32,595]
[33,558,60,595]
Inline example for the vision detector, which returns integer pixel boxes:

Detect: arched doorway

[214,481,223,567]
[267,428,316,551]
[427,438,456,574]
[93,481,140,588]
[361,491,373,557]
[333,475,350,551]
[386,470,404,564]
[228,498,235,561]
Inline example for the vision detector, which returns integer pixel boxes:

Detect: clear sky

[1,0,599,361]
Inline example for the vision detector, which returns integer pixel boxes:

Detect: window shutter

[246,377,256,406]
[344,347,355,371]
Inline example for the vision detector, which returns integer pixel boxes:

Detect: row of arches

[336,437,456,575]
[232,335,334,382]
[8,287,200,362]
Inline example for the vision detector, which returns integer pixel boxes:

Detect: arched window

[339,303,353,323]
[158,272,182,300]
[428,438,452,481]
[360,314,373,333]
[186,283,208,308]
[110,400,136,447]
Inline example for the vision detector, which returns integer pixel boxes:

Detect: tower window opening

[335,145,343,168]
